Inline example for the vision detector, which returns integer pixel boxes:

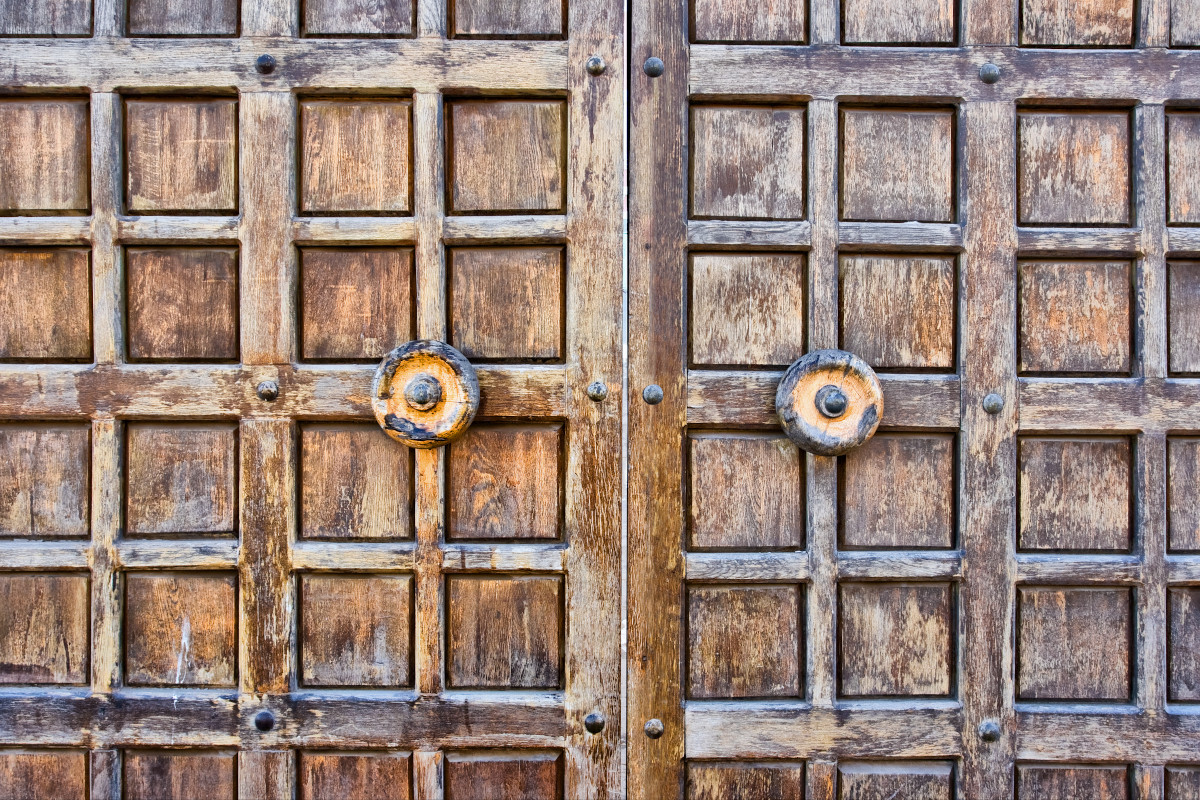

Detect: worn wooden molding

[685,552,810,583]
[118,216,241,244]
[838,222,962,251]
[1018,377,1200,433]
[687,220,812,248]
[1166,557,1200,583]
[291,541,417,572]
[442,215,567,243]
[292,217,417,245]
[837,551,963,580]
[1017,710,1200,762]
[1015,554,1142,585]
[1168,228,1200,256]
[116,540,240,570]
[0,217,91,245]
[441,544,566,573]
[1017,228,1144,257]
[0,543,89,570]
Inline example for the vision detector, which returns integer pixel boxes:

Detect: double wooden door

[3,0,1200,796]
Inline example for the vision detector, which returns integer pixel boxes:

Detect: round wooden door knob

[372,340,480,449]
[775,349,883,456]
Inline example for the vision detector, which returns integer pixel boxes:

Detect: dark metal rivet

[404,374,443,411]
[979,62,1000,84]
[643,57,665,77]
[586,381,608,402]
[644,718,664,739]
[978,719,1001,742]
[256,380,279,402]
[586,55,606,76]
[254,710,275,732]
[256,54,277,74]
[982,392,1004,414]
[584,711,606,734]
[814,384,849,419]
[643,384,664,405]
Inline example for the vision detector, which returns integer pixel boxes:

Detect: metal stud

[978,719,1001,742]
[643,384,664,405]
[256,380,279,402]
[814,384,849,419]
[643,56,665,77]
[587,381,608,402]
[404,374,443,412]
[644,718,664,739]
[979,62,1000,84]
[254,710,276,732]
[256,54,277,74]
[982,392,1004,414]
[584,712,606,734]
[586,55,607,76]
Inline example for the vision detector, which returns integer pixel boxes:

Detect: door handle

[372,340,480,449]
[775,349,883,456]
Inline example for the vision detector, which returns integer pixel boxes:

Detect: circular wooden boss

[775,349,884,456]
[372,340,480,449]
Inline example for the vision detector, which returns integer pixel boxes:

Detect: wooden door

[0,0,623,796]
[630,0,1200,797]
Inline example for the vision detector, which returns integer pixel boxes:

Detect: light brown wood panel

[452,0,564,37]
[836,762,954,799]
[1018,437,1131,552]
[447,100,565,213]
[1169,261,1200,374]
[303,0,414,36]
[1169,113,1200,224]
[0,751,87,799]
[0,573,88,684]
[688,433,802,551]
[1167,767,1200,799]
[126,423,237,536]
[690,105,805,220]
[689,254,805,367]
[838,582,954,698]
[843,0,955,43]
[0,248,91,362]
[301,575,412,687]
[840,108,954,223]
[1173,0,1200,45]
[126,247,239,363]
[0,99,89,214]
[444,752,563,800]
[1017,586,1131,701]
[127,0,238,35]
[1169,586,1200,701]
[840,255,955,371]
[1015,765,1129,799]
[1017,111,1131,226]
[449,247,563,361]
[299,99,412,214]
[448,424,560,541]
[125,99,238,214]
[1018,260,1131,375]
[0,424,89,538]
[687,584,802,698]
[841,434,955,550]
[1020,0,1134,45]
[123,751,236,800]
[692,0,804,43]
[446,576,562,688]
[124,572,237,687]
[1169,437,1200,552]
[686,762,805,799]
[0,0,91,35]
[300,424,412,540]
[299,752,413,800]
[300,248,413,362]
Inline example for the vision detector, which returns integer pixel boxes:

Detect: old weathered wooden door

[629,0,1200,797]
[0,0,622,796]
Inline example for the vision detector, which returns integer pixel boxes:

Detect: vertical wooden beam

[238,751,293,800]
[806,760,836,800]
[810,0,839,44]
[414,749,444,800]
[89,419,121,695]
[90,92,121,367]
[964,0,1016,45]
[91,0,122,37]
[1135,764,1165,800]
[242,0,297,37]
[89,750,121,800]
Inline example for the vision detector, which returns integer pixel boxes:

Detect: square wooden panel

[0,99,89,214]
[126,423,237,536]
[0,751,87,799]
[300,248,413,362]
[299,99,412,215]
[1169,261,1200,375]
[1018,437,1131,552]
[840,255,956,371]
[686,762,805,800]
[0,573,89,684]
[1173,0,1200,45]
[840,107,955,223]
[125,98,238,214]
[0,424,90,538]
[688,433,803,551]
[447,425,561,541]
[300,424,413,541]
[690,105,806,220]
[300,574,413,687]
[1017,110,1131,226]
[838,582,954,698]
[124,751,236,800]
[1015,765,1130,799]
[0,248,92,362]
[1170,586,1200,701]
[1169,113,1200,224]
[444,752,563,800]
[843,0,955,43]
[451,0,564,37]
[300,752,413,800]
[1018,260,1131,375]
[1167,767,1200,798]
[0,0,91,35]
[303,0,414,36]
[126,247,239,362]
[449,247,564,362]
[687,584,802,699]
[127,0,238,35]
[1020,0,1134,45]
[841,433,955,550]
[691,0,804,43]
[446,575,563,688]
[837,763,954,799]
[124,572,237,687]
[690,254,806,367]
[1169,437,1200,552]
[447,100,565,214]
[1016,586,1132,701]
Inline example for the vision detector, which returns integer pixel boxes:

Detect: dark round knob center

[404,374,442,411]
[815,385,849,418]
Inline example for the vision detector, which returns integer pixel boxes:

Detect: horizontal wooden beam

[1017,228,1143,257]
[1017,710,1200,762]
[1018,377,1200,433]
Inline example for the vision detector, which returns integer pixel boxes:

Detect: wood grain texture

[449,247,563,361]
[840,108,954,223]
[687,762,805,799]
[689,253,805,366]
[1169,113,1200,224]
[0,424,89,538]
[0,0,91,35]
[126,247,239,362]
[687,584,802,698]
[301,575,413,687]
[447,575,562,688]
[127,0,238,35]
[1018,437,1131,552]
[837,762,954,799]
[447,101,565,213]
[1015,765,1129,799]
[1167,767,1200,799]
[691,0,803,43]
[688,433,802,551]
[303,0,414,35]
[125,99,238,214]
[0,248,92,362]
[300,248,413,361]
[123,751,236,800]
[452,0,563,37]
[1172,0,1200,45]
[124,571,237,687]
[1020,0,1134,45]
[1169,261,1200,374]
[299,99,412,214]
[1169,437,1200,551]
[0,750,87,799]
[843,0,955,43]
[690,105,805,219]
[1018,111,1131,226]
[1017,585,1132,701]
[300,424,412,540]
[0,99,89,214]
[0,573,88,684]
[126,423,237,536]
[1018,260,1131,374]
[448,424,560,541]
[841,434,955,550]
[443,752,563,800]
[299,752,412,800]
[1169,586,1200,701]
